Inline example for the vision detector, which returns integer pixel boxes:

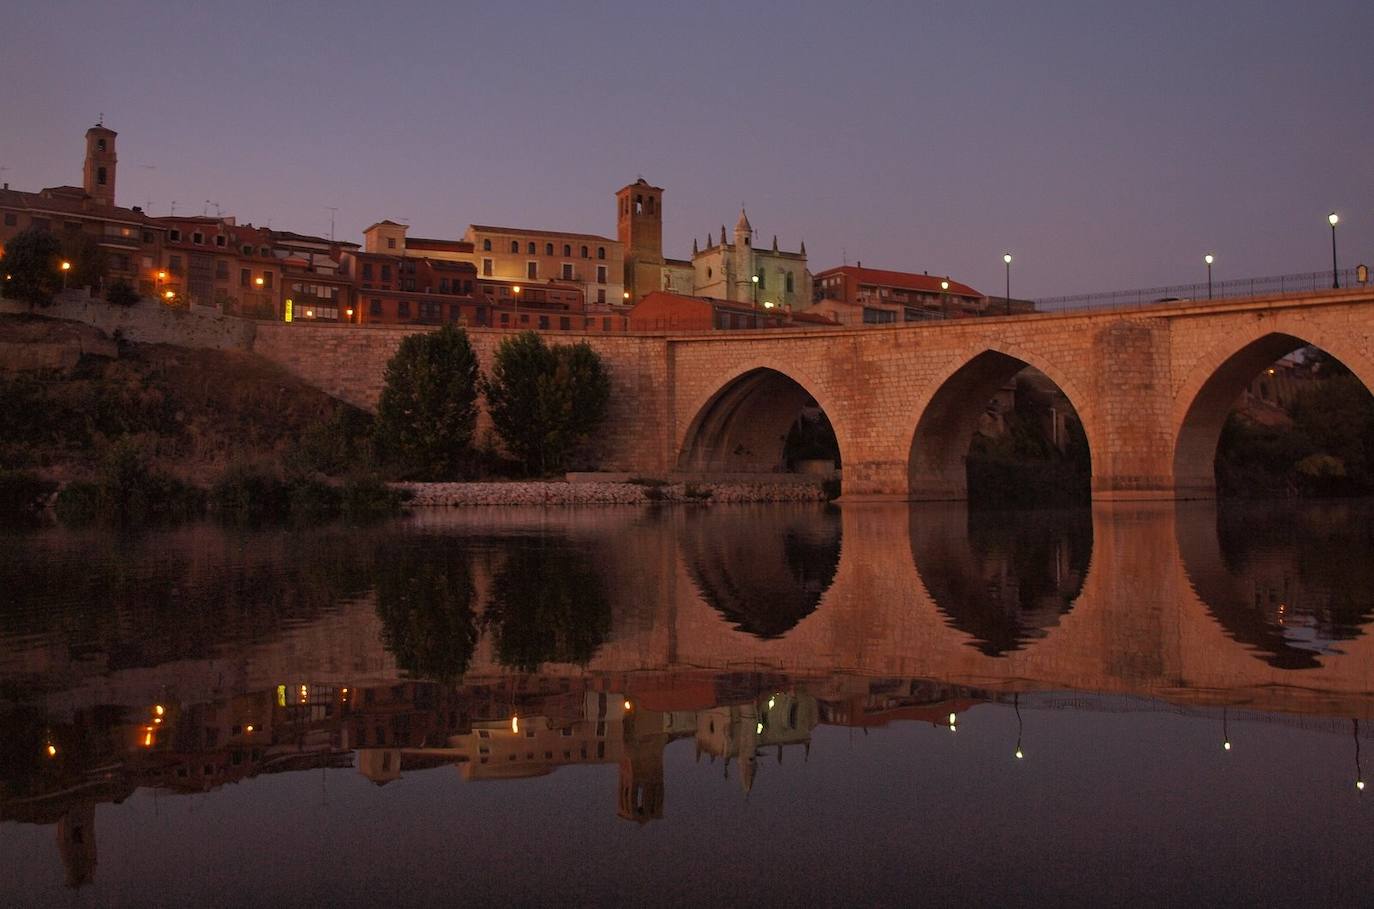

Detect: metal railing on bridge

[1030,267,1364,314]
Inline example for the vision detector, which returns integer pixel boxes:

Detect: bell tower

[616,178,664,303]
[83,123,118,207]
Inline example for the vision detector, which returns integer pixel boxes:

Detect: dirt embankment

[1,313,359,482]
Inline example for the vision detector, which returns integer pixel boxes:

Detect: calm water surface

[3,502,1374,907]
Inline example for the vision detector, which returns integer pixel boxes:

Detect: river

[2,501,1373,906]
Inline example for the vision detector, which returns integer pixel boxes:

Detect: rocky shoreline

[395,480,831,507]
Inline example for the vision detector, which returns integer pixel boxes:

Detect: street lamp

[1204,254,1214,300]
[940,278,950,318]
[1329,212,1340,289]
[752,273,759,306]
[60,260,71,290]
[1003,253,1012,315]
[512,284,521,326]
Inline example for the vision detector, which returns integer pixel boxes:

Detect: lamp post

[512,284,521,326]
[752,273,759,307]
[1204,254,1214,300]
[157,269,167,299]
[940,278,950,318]
[60,260,71,291]
[1329,212,1340,289]
[1003,253,1012,315]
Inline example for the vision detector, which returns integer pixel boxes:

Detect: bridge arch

[676,361,848,474]
[905,343,1098,500]
[1171,317,1374,497]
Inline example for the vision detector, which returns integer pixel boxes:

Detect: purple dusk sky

[2,1,1371,298]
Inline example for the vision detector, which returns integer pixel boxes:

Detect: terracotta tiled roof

[1,186,164,227]
[468,224,616,244]
[815,265,982,298]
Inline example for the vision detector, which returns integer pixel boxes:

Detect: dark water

[3,501,1374,907]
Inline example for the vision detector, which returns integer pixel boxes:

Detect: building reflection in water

[1179,501,1374,668]
[680,505,842,638]
[910,506,1091,655]
[7,500,1374,890]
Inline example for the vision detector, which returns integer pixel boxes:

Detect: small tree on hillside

[60,232,108,292]
[484,331,611,475]
[0,227,63,308]
[104,279,140,306]
[375,325,481,479]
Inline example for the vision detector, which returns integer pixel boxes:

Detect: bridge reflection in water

[4,501,1374,896]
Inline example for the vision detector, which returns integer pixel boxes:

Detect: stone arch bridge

[252,288,1374,500]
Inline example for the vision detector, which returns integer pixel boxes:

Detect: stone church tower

[82,123,117,208]
[616,178,664,303]
[731,209,754,303]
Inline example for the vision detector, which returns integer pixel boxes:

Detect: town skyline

[3,1,1372,298]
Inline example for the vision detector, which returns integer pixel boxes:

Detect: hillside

[0,314,363,482]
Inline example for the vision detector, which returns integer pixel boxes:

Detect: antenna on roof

[170,200,177,216]
[325,206,338,242]
[97,112,104,127]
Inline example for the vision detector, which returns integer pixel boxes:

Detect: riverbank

[396,480,829,506]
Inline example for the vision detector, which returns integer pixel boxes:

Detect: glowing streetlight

[940,278,951,318]
[1002,253,1012,315]
[163,290,175,302]
[1204,254,1214,300]
[752,273,759,306]
[60,259,71,290]
[1329,212,1340,289]
[623,291,630,301]
[254,276,264,287]
[511,714,519,734]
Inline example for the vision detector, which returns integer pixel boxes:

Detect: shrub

[104,279,140,307]
[484,332,610,475]
[0,470,57,525]
[56,439,205,525]
[0,227,63,307]
[293,407,376,476]
[375,325,480,480]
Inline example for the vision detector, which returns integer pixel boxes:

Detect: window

[168,255,183,274]
[397,301,410,317]
[142,230,153,243]
[562,263,573,280]
[634,195,642,214]
[483,238,492,251]
[786,272,794,293]
[598,247,605,259]
[169,229,181,242]
[215,235,226,247]
[192,232,204,245]
[510,240,519,253]
[261,272,273,288]
[559,316,571,331]
[538,315,549,329]
[240,268,250,286]
[2,213,14,227]
[242,244,252,255]
[439,278,449,293]
[527,262,537,280]
[500,311,510,326]
[596,265,607,284]
[215,260,228,280]
[602,317,612,331]
[580,245,588,258]
[260,246,269,257]
[546,242,555,256]
[480,258,493,276]
[96,138,106,152]
[362,263,373,279]
[370,298,381,316]
[380,264,391,282]
[597,289,606,305]
[419,301,442,321]
[562,243,571,257]
[97,166,107,186]
[387,238,396,249]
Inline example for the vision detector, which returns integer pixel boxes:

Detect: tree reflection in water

[1181,501,1374,668]
[911,506,1092,655]
[681,506,841,639]
[483,537,612,672]
[374,539,479,681]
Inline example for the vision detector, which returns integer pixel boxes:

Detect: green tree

[0,227,63,308]
[375,325,480,479]
[60,232,108,292]
[484,332,611,474]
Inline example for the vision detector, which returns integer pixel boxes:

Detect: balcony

[98,232,143,249]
